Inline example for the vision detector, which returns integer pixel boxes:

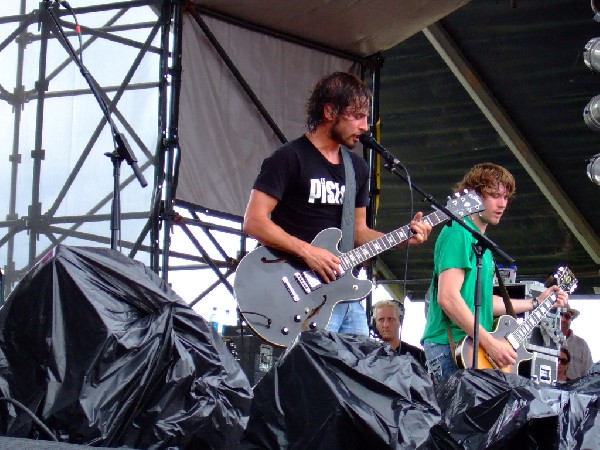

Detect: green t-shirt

[422,216,495,345]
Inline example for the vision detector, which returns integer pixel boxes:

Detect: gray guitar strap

[340,147,356,253]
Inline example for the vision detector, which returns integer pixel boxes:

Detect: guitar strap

[340,147,356,253]
[446,323,457,358]
[429,277,458,356]
[494,263,516,318]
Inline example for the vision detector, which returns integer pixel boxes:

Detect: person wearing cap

[560,305,593,379]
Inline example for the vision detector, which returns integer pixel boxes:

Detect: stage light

[585,2,600,184]
[593,0,600,21]
[585,37,600,72]
[587,153,600,185]
[583,94,600,132]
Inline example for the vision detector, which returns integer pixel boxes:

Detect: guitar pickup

[282,276,300,301]
[506,334,519,351]
[301,271,322,289]
[293,272,311,294]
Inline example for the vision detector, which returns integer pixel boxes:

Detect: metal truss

[0,0,174,301]
[155,4,385,311]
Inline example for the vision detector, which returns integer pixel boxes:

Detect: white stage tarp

[177,14,358,217]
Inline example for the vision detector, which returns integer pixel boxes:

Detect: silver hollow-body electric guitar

[234,191,485,348]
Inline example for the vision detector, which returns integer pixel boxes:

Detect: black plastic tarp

[0,245,252,449]
[239,331,441,449]
[427,366,600,449]
[238,330,600,449]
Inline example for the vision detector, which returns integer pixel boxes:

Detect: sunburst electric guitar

[234,190,484,348]
[455,266,577,373]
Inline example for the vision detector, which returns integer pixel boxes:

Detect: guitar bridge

[485,354,499,370]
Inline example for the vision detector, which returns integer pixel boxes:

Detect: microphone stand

[41,1,148,250]
[362,134,514,370]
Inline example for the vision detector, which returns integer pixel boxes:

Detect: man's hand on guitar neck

[482,285,570,369]
[407,211,432,247]
[535,285,569,310]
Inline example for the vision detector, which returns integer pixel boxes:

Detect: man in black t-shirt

[243,72,431,337]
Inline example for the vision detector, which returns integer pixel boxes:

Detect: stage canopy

[176,0,471,217]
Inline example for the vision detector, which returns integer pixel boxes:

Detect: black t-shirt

[253,135,370,243]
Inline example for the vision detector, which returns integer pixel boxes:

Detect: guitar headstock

[446,190,485,218]
[554,266,578,294]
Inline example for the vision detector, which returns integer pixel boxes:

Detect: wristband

[532,297,539,309]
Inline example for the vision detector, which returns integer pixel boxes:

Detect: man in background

[373,299,426,369]
[557,346,571,383]
[560,305,593,379]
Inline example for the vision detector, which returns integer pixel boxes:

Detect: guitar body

[455,315,533,374]
[234,228,372,348]
[234,191,486,348]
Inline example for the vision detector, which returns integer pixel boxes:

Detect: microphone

[358,132,404,168]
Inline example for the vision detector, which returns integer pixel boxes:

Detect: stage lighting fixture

[585,37,600,71]
[583,94,600,132]
[587,153,600,185]
[593,0,600,20]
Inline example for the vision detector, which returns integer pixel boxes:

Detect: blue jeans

[325,301,369,336]
[423,341,458,385]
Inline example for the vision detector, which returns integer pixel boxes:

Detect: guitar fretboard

[509,292,557,345]
[507,267,576,345]
[339,209,449,272]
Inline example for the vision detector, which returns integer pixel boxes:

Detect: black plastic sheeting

[425,364,600,449]
[2,244,600,449]
[239,330,442,449]
[239,330,600,450]
[0,245,252,449]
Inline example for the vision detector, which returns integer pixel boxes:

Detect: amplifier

[519,351,557,386]
[222,325,284,385]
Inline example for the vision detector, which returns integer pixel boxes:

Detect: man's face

[561,310,573,333]
[558,350,569,379]
[478,184,510,226]
[329,105,369,149]
[375,306,400,343]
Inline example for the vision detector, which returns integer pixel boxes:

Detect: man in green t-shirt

[422,163,570,384]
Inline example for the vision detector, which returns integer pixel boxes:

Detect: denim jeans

[423,341,458,385]
[325,301,369,336]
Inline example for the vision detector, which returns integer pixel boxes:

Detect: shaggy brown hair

[305,71,371,132]
[454,162,516,201]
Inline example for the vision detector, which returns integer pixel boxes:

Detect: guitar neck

[339,209,449,271]
[508,292,557,345]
